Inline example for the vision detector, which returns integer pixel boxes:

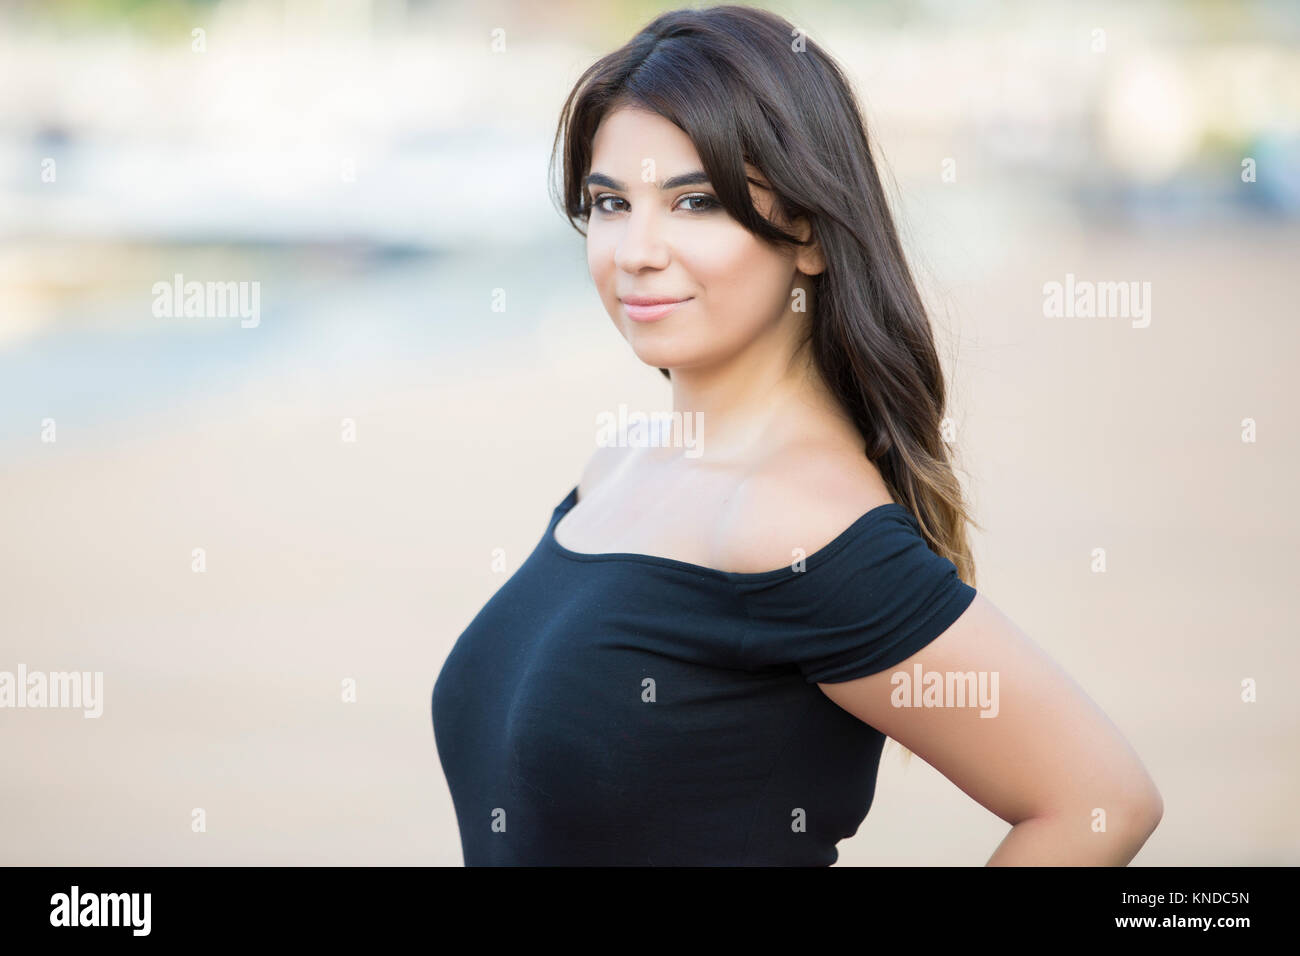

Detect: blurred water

[0,239,593,458]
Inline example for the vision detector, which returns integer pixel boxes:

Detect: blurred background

[1,0,1297,865]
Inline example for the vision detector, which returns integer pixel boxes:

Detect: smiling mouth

[621,297,691,322]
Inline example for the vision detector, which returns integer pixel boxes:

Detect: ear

[793,218,825,276]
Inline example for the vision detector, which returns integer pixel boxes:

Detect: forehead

[590,106,698,165]
[589,106,767,186]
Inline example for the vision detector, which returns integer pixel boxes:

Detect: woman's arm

[815,593,1164,865]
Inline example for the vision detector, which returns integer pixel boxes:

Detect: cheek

[684,233,792,324]
[585,230,614,286]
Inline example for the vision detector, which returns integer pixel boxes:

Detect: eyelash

[590,193,721,215]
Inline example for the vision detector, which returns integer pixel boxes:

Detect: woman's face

[584,106,823,373]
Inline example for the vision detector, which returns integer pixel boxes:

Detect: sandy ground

[1,218,1297,865]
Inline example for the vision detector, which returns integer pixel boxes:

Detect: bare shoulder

[712,441,896,574]
[575,440,634,501]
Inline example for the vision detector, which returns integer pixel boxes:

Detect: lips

[620,295,691,322]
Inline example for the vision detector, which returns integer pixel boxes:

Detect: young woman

[432,4,1162,866]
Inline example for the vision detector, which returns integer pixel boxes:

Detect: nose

[613,205,671,273]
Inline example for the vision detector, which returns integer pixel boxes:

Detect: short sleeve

[734,507,977,684]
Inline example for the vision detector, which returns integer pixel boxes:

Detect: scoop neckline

[546,484,908,582]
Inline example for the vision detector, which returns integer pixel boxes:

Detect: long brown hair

[549,4,979,593]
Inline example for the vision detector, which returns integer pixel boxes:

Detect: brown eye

[678,194,721,213]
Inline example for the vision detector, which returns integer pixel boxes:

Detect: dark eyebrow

[583,170,712,191]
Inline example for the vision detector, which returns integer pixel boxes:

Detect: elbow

[1118,778,1164,844]
[1140,786,1164,835]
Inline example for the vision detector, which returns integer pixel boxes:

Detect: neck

[663,318,854,464]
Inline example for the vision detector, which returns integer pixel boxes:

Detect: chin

[626,338,698,370]
[630,351,718,375]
